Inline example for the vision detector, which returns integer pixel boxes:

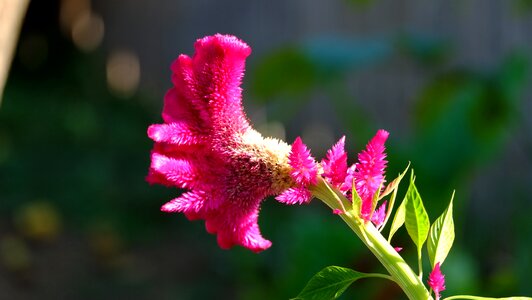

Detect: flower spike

[344,129,389,221]
[371,201,387,229]
[288,137,318,186]
[428,262,446,300]
[321,136,348,188]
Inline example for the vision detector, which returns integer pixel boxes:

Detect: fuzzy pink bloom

[276,187,312,205]
[344,130,389,221]
[428,262,446,300]
[371,201,387,229]
[275,137,318,204]
[394,247,403,252]
[288,137,318,186]
[321,136,348,188]
[147,34,295,252]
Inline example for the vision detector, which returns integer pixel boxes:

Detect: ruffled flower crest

[147,34,295,252]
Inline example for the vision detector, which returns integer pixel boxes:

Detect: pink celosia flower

[275,186,312,205]
[321,136,348,188]
[394,246,403,252]
[288,137,318,186]
[275,137,318,204]
[371,201,387,229]
[147,34,295,252]
[428,262,446,300]
[343,130,389,221]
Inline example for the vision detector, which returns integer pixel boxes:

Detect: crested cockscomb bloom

[275,137,318,205]
[428,262,446,300]
[147,34,296,252]
[321,136,348,188]
[343,129,389,221]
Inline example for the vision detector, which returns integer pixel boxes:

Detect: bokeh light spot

[106,50,140,98]
[71,11,104,52]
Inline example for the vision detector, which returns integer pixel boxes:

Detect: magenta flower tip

[288,137,318,186]
[276,187,313,205]
[428,262,446,300]
[394,246,403,252]
[322,136,348,188]
[344,129,389,221]
[332,209,344,215]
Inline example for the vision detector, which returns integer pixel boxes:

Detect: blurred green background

[1,0,531,299]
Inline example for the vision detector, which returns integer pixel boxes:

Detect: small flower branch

[310,177,433,300]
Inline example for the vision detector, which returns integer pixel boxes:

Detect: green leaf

[388,197,406,242]
[351,179,362,213]
[293,266,390,300]
[369,182,383,221]
[380,163,410,230]
[428,191,455,267]
[443,296,532,300]
[404,171,430,251]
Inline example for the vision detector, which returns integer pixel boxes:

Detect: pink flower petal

[288,137,318,186]
[161,191,206,213]
[147,122,205,145]
[148,153,198,189]
[205,201,272,253]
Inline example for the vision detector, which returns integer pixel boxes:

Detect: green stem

[310,177,433,300]
[418,249,423,280]
[444,296,532,300]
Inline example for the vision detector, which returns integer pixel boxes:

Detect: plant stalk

[311,177,433,300]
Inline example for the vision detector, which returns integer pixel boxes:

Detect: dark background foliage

[1,0,531,299]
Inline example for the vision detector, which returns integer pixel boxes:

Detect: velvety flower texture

[428,262,446,300]
[147,34,295,252]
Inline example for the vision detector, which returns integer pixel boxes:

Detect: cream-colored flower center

[240,129,294,194]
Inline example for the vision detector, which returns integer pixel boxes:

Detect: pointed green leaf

[404,171,430,251]
[442,296,532,300]
[388,197,406,242]
[293,266,391,300]
[428,191,455,267]
[381,163,410,230]
[379,162,410,200]
[351,179,362,213]
[369,182,383,222]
